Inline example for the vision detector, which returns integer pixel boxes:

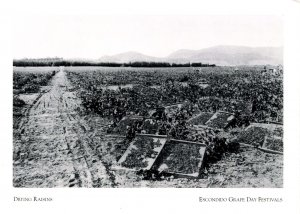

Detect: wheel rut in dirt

[13,68,113,187]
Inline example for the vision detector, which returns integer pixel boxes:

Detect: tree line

[13,59,216,67]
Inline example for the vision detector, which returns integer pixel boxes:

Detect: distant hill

[167,46,283,65]
[97,46,283,66]
[98,51,160,63]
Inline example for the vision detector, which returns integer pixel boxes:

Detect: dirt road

[13,68,117,187]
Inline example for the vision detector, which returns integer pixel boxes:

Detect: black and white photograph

[2,0,300,213]
[12,15,284,188]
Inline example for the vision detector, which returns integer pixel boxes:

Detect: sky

[12,15,283,59]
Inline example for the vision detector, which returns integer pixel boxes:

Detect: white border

[1,0,300,213]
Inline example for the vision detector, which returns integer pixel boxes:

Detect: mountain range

[97,45,283,66]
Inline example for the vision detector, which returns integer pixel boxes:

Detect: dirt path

[13,68,114,187]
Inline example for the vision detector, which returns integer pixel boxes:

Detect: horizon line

[13,45,283,60]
